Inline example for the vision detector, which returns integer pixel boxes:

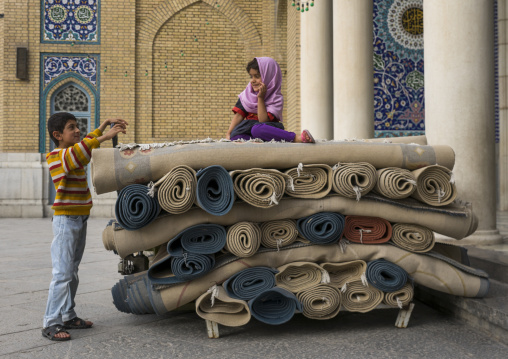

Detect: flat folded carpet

[91,140,454,194]
[296,212,345,244]
[383,282,414,308]
[167,223,227,256]
[260,219,299,249]
[331,162,377,200]
[411,165,457,206]
[391,223,435,253]
[230,168,289,208]
[196,165,235,216]
[366,258,408,292]
[223,267,279,300]
[373,167,416,199]
[152,165,196,214]
[196,285,251,327]
[284,164,333,199]
[115,184,161,231]
[147,252,215,285]
[341,280,384,313]
[275,262,325,293]
[225,221,262,257]
[296,284,342,320]
[320,260,367,289]
[344,216,392,244]
[248,287,303,325]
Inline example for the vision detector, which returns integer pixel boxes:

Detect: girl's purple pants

[231,123,297,142]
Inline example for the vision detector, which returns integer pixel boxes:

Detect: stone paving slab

[0,218,507,358]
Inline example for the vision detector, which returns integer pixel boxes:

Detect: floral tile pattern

[42,54,98,89]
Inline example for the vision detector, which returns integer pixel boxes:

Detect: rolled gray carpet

[341,280,384,313]
[296,212,345,244]
[373,167,416,199]
[196,165,235,216]
[296,284,342,320]
[147,252,215,285]
[284,164,333,199]
[225,221,262,257]
[111,272,155,315]
[331,162,377,200]
[196,285,251,327]
[153,165,196,214]
[230,168,289,208]
[115,184,161,231]
[167,223,227,256]
[391,223,435,253]
[260,219,299,249]
[248,287,303,325]
[411,165,457,206]
[223,267,279,300]
[366,258,408,292]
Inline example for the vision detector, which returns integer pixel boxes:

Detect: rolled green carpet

[331,162,377,200]
[225,221,262,257]
[152,165,196,214]
[341,280,384,313]
[296,284,342,320]
[296,212,345,244]
[383,282,414,308]
[391,223,435,253]
[115,184,161,230]
[320,260,367,289]
[230,168,289,208]
[275,262,325,293]
[284,164,333,199]
[366,258,408,292]
[196,165,235,216]
[411,165,457,206]
[343,216,392,245]
[167,223,227,256]
[223,267,278,300]
[248,287,303,325]
[195,285,251,327]
[260,219,299,249]
[373,167,416,199]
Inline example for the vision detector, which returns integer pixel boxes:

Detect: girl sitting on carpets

[226,57,315,143]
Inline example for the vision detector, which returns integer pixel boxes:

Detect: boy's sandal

[301,129,316,143]
[41,325,71,341]
[63,317,93,329]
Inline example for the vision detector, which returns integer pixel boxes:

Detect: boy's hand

[98,118,129,133]
[257,82,267,99]
[97,121,128,143]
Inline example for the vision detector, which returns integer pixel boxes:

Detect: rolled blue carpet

[296,212,345,244]
[167,224,227,257]
[148,253,216,285]
[111,278,130,314]
[223,267,279,300]
[112,273,155,314]
[366,258,409,292]
[115,184,161,230]
[248,287,303,325]
[196,165,235,216]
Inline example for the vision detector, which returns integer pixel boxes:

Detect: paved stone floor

[1,217,507,358]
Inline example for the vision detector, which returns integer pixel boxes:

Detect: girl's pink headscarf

[238,57,284,122]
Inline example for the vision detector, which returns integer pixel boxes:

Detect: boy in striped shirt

[42,112,127,341]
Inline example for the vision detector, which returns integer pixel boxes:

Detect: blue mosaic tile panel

[373,0,424,138]
[42,0,100,43]
[42,54,98,89]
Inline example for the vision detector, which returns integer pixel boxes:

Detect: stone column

[300,0,333,140]
[424,0,502,244]
[333,0,374,140]
[498,0,508,210]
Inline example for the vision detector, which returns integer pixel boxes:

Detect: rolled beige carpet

[225,222,261,257]
[344,216,392,244]
[296,284,342,320]
[103,194,477,258]
[275,262,325,293]
[321,260,367,289]
[195,285,251,327]
[284,164,333,199]
[151,165,196,215]
[260,219,299,249]
[91,140,454,194]
[411,165,457,206]
[373,167,416,199]
[391,223,435,253]
[383,282,414,308]
[341,280,384,313]
[332,162,377,200]
[230,168,289,208]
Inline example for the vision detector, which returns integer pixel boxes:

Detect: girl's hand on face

[257,82,267,99]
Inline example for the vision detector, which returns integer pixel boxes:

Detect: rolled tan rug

[373,167,416,199]
[344,216,392,244]
[411,165,457,206]
[225,222,261,257]
[230,168,289,208]
[332,162,377,200]
[341,280,384,313]
[391,223,435,253]
[284,164,333,199]
[195,285,251,327]
[275,262,325,293]
[383,282,414,308]
[151,165,196,215]
[296,284,342,320]
[320,260,367,289]
[260,219,299,249]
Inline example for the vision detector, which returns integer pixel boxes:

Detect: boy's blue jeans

[43,215,88,328]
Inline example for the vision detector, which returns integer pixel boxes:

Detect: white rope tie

[269,192,279,206]
[339,239,350,254]
[358,229,372,244]
[297,163,304,177]
[355,295,361,302]
[186,187,190,191]
[332,163,341,171]
[321,297,330,309]
[276,238,283,252]
[256,174,280,206]
[396,297,403,309]
[361,273,368,287]
[436,187,445,203]
[183,252,188,265]
[353,186,362,201]
[321,269,331,284]
[207,285,219,307]
[341,283,348,293]
[287,177,295,192]
[139,144,151,151]
[449,171,455,184]
[405,179,417,186]
[147,181,156,198]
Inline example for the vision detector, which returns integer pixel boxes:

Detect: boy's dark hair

[47,112,77,147]
[246,58,259,73]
